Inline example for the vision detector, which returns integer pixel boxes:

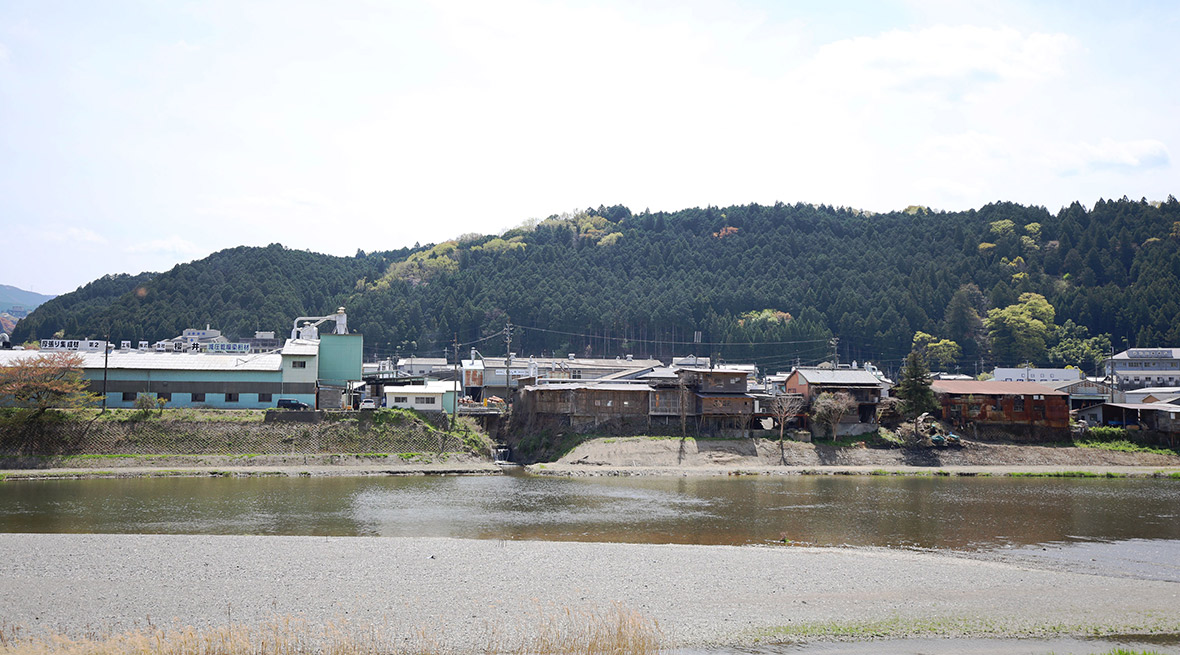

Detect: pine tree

[895,351,938,419]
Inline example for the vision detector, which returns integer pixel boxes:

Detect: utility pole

[830,337,839,367]
[504,321,513,399]
[451,334,459,430]
[101,332,110,413]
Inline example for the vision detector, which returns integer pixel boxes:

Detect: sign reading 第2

[40,339,107,351]
[1128,349,1173,359]
[206,343,251,354]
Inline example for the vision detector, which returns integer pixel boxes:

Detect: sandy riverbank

[528,436,1180,477]
[2,437,1179,480]
[0,533,1177,650]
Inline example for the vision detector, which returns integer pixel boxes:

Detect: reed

[0,606,663,655]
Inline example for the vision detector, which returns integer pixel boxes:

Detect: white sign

[40,339,108,352]
[207,343,251,353]
[495,368,531,377]
[1128,349,1172,359]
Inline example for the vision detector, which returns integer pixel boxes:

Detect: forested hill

[11,245,393,346]
[13,197,1180,377]
[0,284,56,312]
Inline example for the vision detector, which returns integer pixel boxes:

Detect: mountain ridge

[11,198,1180,375]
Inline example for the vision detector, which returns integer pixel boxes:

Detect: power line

[514,324,831,348]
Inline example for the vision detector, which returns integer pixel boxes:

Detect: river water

[2,473,1178,550]
[3,473,1180,654]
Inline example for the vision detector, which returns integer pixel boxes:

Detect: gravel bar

[1,534,1179,649]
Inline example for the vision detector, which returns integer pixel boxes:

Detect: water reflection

[1,475,1178,551]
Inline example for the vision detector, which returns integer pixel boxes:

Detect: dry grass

[0,607,663,655]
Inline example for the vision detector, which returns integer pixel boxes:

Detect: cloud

[794,25,1075,105]
[1048,138,1171,175]
[123,236,203,255]
[39,227,108,244]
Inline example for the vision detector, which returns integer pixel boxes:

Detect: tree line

[13,197,1180,377]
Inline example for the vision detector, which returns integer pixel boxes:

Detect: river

[3,473,1180,653]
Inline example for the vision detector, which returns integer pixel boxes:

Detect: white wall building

[1108,348,1180,390]
[384,380,461,413]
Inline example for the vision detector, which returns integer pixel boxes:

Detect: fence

[0,413,472,457]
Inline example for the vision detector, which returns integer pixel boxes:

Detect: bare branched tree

[769,394,805,442]
[810,391,856,440]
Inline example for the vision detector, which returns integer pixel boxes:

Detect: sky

[1,0,1177,295]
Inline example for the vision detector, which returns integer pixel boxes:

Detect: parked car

[359,399,377,410]
[276,398,311,410]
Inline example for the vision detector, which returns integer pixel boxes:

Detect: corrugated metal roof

[481,356,662,369]
[1103,402,1180,411]
[677,367,746,375]
[796,368,885,386]
[523,383,652,392]
[638,367,679,379]
[281,339,320,356]
[1126,386,1180,395]
[0,349,283,372]
[931,380,1066,396]
[1112,348,1180,359]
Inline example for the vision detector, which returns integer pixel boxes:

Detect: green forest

[12,196,1180,380]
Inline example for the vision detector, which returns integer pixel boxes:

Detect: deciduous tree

[0,352,96,416]
[810,392,855,440]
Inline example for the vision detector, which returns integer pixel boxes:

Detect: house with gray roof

[781,365,892,434]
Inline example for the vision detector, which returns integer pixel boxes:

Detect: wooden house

[930,380,1070,430]
[515,382,651,429]
[781,367,888,425]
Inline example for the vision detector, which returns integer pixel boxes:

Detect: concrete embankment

[0,533,1177,649]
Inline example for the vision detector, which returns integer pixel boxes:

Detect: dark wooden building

[930,380,1070,430]
[515,382,651,429]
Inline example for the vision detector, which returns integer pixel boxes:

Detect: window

[225,393,239,402]
[415,397,436,405]
[291,360,307,369]
[122,392,137,402]
[157,393,171,402]
[393,396,408,403]
[1014,396,1025,412]
[192,393,205,402]
[258,393,272,402]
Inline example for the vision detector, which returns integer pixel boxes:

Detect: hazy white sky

[1,0,1177,295]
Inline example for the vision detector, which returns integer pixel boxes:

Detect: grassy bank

[0,408,495,462]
